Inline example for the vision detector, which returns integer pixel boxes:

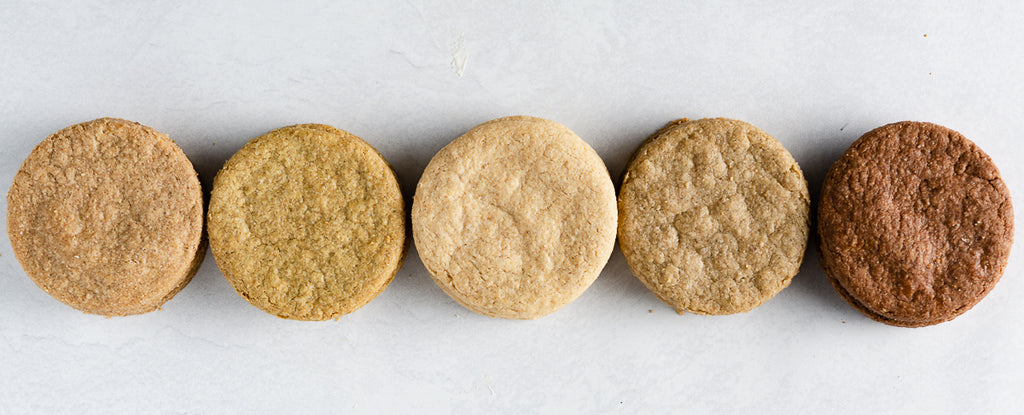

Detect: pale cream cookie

[412,116,617,319]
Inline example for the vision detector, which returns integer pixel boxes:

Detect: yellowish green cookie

[208,124,406,320]
[618,118,810,315]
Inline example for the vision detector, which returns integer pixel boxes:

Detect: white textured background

[1,1,1022,413]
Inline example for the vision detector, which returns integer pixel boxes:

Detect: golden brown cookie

[618,118,810,315]
[818,121,1013,327]
[7,118,205,316]
[208,124,405,320]
[412,116,617,319]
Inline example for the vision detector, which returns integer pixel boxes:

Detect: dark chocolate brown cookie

[818,121,1012,327]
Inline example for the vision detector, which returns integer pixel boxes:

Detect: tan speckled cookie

[819,121,1013,327]
[7,118,205,316]
[208,124,406,320]
[412,116,617,319]
[619,118,810,315]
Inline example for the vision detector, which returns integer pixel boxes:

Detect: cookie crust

[208,124,406,320]
[7,118,205,316]
[412,116,617,319]
[818,121,1013,327]
[618,118,810,315]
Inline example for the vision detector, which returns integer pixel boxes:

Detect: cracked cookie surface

[208,124,405,320]
[412,116,617,319]
[819,121,1012,327]
[619,118,810,315]
[7,118,205,316]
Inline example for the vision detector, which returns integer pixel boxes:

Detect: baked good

[208,124,406,320]
[7,118,205,316]
[819,121,1013,327]
[412,116,617,319]
[618,118,810,315]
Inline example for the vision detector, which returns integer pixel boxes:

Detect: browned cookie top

[819,121,1013,326]
[618,118,810,315]
[7,118,205,316]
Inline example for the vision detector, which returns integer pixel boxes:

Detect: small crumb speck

[923,34,928,37]
[648,309,653,313]
[841,320,846,324]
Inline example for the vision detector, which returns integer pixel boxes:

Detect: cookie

[818,121,1013,327]
[412,116,617,319]
[618,118,810,315]
[7,118,205,316]
[208,124,406,320]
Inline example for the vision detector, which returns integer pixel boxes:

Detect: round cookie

[208,124,405,320]
[7,118,205,316]
[818,121,1013,327]
[412,116,617,319]
[618,118,810,315]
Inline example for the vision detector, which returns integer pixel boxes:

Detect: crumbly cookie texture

[412,116,617,319]
[619,118,810,315]
[819,121,1013,327]
[7,118,205,316]
[208,124,405,320]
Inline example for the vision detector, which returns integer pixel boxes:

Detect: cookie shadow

[594,121,663,189]
[788,131,858,315]
[585,122,673,312]
[172,127,264,307]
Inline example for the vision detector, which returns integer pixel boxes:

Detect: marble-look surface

[1,1,1021,413]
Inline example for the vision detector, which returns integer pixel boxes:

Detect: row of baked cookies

[7,117,1012,327]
